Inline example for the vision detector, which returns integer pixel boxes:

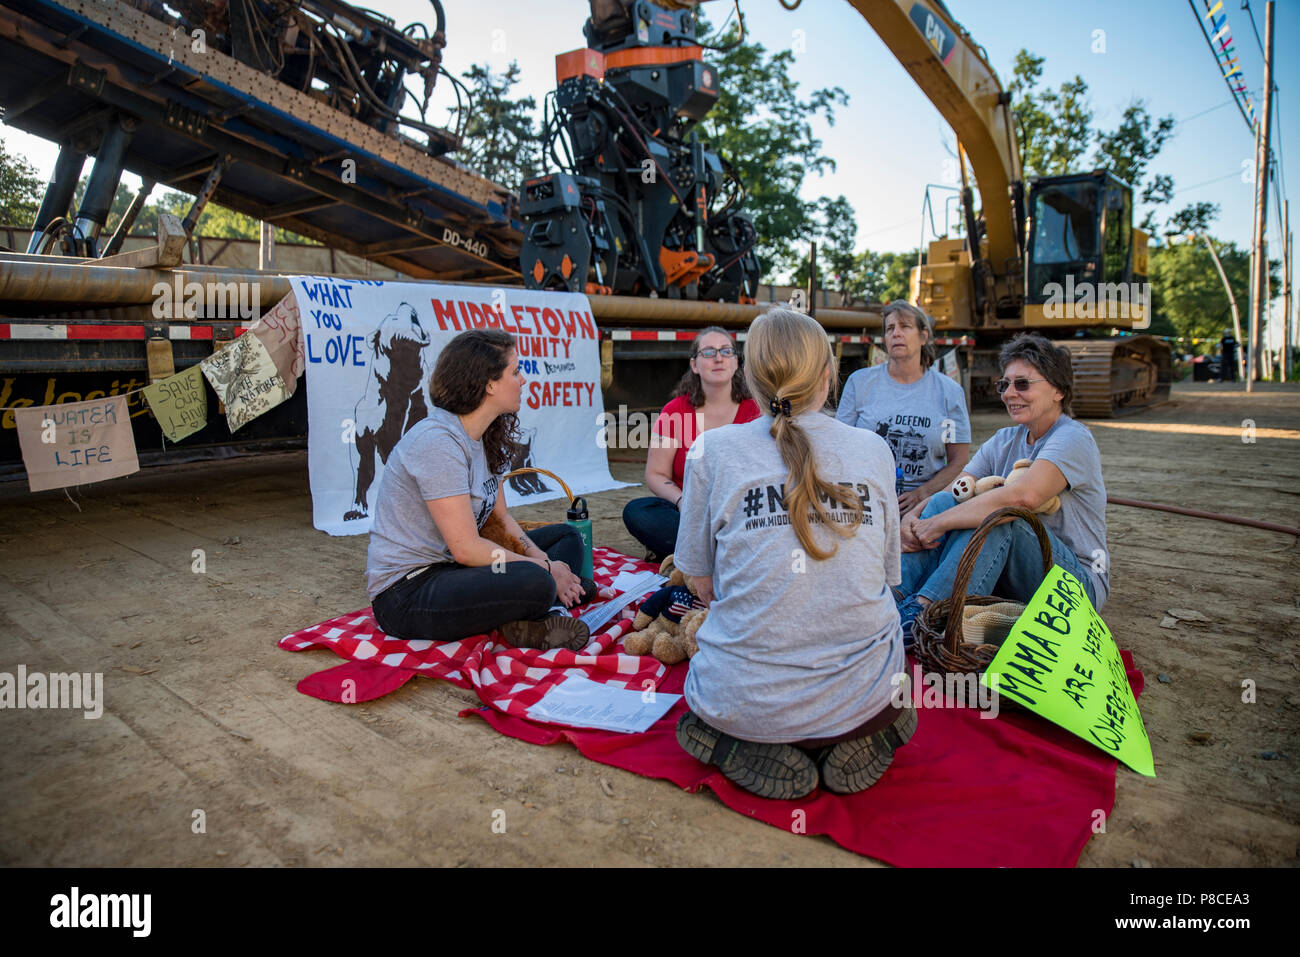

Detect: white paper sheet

[577,570,666,633]
[526,674,680,733]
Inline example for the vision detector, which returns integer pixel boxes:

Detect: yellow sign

[981,565,1154,777]
[143,365,209,442]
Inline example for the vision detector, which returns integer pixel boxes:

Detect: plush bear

[950,459,1060,515]
[623,560,706,665]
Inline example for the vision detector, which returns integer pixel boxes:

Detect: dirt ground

[1,381,1297,867]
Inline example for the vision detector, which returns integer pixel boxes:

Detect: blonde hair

[744,309,863,560]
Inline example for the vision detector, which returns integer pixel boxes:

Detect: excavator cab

[1024,170,1145,323]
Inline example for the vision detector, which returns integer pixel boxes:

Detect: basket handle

[504,467,574,504]
[942,506,1053,653]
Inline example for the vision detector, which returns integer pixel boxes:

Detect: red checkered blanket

[278,547,667,715]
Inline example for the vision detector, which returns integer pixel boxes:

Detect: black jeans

[622,496,679,560]
[371,524,584,642]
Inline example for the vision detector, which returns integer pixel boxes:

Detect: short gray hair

[882,300,936,369]
[999,333,1074,416]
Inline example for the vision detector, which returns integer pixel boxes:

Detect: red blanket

[280,546,1141,867]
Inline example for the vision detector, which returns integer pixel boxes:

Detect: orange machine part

[556,48,606,83]
[532,260,546,283]
[585,282,612,296]
[659,247,715,288]
[560,254,573,278]
[604,45,703,70]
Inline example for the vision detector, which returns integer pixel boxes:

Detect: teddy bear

[623,557,707,665]
[950,458,1060,515]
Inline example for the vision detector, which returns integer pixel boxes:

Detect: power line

[1171,170,1244,196]
[1186,0,1258,134]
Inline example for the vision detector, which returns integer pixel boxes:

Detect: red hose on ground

[1107,496,1300,537]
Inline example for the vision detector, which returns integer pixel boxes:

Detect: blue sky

[4,1,1296,286]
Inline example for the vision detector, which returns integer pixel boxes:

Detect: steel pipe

[0,257,883,329]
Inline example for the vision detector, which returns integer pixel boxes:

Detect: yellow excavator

[842,0,1171,415]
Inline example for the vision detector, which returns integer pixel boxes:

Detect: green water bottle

[566,496,594,579]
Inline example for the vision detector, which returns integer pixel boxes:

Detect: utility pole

[1285,200,1293,382]
[1248,0,1275,390]
[259,220,275,270]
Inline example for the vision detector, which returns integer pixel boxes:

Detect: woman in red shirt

[622,326,761,560]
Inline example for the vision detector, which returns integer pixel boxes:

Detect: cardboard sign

[15,395,140,491]
[142,365,208,442]
[982,565,1154,776]
[288,276,630,536]
[250,292,305,388]
[200,332,291,433]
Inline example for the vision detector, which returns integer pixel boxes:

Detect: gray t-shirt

[966,415,1110,607]
[365,407,501,598]
[674,412,905,743]
[836,365,971,491]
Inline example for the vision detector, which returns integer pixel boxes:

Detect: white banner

[289,277,629,536]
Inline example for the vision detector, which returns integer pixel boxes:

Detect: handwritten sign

[982,565,1154,776]
[250,292,305,388]
[15,395,140,491]
[142,365,208,442]
[200,332,291,433]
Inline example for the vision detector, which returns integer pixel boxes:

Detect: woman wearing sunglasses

[835,301,970,515]
[622,326,761,561]
[894,332,1109,642]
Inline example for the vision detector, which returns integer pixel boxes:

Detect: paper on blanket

[527,674,679,733]
[15,395,140,491]
[982,564,1155,777]
[578,570,666,633]
[142,365,208,442]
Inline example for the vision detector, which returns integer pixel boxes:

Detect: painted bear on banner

[345,303,432,520]
[507,426,552,497]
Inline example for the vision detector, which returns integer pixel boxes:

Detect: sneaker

[897,597,925,650]
[501,614,591,651]
[675,712,818,801]
[817,703,918,795]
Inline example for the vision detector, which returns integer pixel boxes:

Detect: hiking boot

[817,703,918,795]
[501,614,591,651]
[578,577,599,605]
[675,712,818,801]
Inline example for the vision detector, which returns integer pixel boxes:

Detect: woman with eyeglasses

[672,309,913,800]
[835,301,971,516]
[622,326,760,562]
[894,332,1110,642]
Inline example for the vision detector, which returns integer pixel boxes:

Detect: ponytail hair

[743,308,863,560]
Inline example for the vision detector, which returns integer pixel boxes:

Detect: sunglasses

[995,376,1046,394]
[695,347,736,359]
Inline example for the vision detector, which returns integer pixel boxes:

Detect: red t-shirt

[654,395,762,487]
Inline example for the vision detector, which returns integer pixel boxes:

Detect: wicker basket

[504,467,576,531]
[911,506,1053,708]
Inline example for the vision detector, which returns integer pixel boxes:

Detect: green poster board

[981,565,1155,777]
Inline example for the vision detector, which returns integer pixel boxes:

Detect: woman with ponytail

[671,309,916,800]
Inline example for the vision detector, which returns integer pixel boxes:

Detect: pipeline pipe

[1107,496,1300,537]
[0,258,885,330]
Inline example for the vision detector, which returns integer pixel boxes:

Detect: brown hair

[743,309,863,560]
[999,333,1074,416]
[430,329,523,474]
[882,300,937,370]
[671,325,750,407]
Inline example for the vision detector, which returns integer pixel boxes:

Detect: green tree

[1008,51,1093,179]
[1095,100,1176,230]
[791,194,858,294]
[1149,237,1278,344]
[1164,201,1220,239]
[879,249,920,303]
[697,16,851,280]
[455,62,541,188]
[0,135,45,226]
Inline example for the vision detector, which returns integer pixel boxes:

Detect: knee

[554,524,583,550]
[922,491,958,518]
[513,561,557,606]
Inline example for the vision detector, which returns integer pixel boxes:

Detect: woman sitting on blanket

[364,329,596,651]
[622,326,761,562]
[896,333,1109,643]
[671,308,916,801]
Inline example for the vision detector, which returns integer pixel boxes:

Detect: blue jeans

[622,496,679,559]
[899,492,1097,607]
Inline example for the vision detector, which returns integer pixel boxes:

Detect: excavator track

[1057,336,1173,418]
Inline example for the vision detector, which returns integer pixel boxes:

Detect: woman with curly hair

[365,329,592,650]
[622,326,761,561]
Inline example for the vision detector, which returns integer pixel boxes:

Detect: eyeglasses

[695,347,736,359]
[995,376,1047,394]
